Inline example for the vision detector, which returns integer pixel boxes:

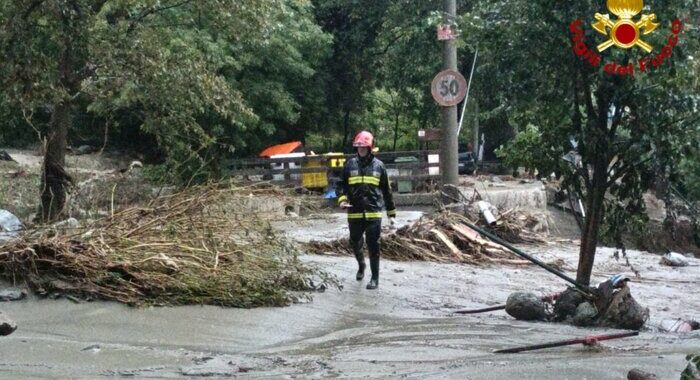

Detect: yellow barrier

[326,152,346,168]
[302,158,327,189]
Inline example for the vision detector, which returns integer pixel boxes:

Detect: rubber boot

[366,255,379,289]
[356,260,366,281]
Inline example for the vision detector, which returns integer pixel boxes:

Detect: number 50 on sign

[431,69,467,107]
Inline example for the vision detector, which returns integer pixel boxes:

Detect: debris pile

[307,211,548,265]
[505,277,650,331]
[659,319,700,333]
[0,185,333,307]
[660,251,689,267]
[480,208,549,244]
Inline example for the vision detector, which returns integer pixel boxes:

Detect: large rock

[0,209,22,242]
[0,313,17,336]
[660,252,689,267]
[627,369,658,380]
[553,287,586,322]
[572,302,598,327]
[0,150,14,162]
[0,288,27,302]
[598,287,649,330]
[75,145,98,155]
[505,292,548,321]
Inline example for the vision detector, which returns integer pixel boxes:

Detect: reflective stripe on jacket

[336,154,396,220]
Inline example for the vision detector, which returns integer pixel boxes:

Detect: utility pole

[440,0,459,186]
[473,102,479,163]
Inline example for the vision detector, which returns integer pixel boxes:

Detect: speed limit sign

[431,69,467,107]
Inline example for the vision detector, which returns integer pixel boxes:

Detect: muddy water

[1,212,699,379]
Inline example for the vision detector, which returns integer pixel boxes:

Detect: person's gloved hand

[339,201,352,209]
[389,217,396,227]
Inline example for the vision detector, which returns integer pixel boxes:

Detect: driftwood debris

[0,185,330,307]
[308,211,548,266]
[494,331,639,354]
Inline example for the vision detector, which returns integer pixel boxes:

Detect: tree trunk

[392,111,399,151]
[342,109,350,151]
[39,100,72,222]
[576,166,607,286]
[39,7,77,223]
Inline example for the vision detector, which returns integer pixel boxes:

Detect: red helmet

[352,131,374,148]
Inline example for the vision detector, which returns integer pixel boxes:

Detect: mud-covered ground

[1,211,699,379]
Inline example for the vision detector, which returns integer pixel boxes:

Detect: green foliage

[140,164,170,185]
[460,0,700,248]
[681,353,700,380]
[0,0,333,181]
[1,0,698,197]
[495,125,544,174]
[679,153,700,201]
[599,200,649,249]
[234,0,333,154]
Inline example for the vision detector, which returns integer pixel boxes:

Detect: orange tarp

[259,141,303,157]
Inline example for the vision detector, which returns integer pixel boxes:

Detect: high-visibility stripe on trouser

[364,212,382,219]
[347,212,383,220]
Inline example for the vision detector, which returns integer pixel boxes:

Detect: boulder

[572,302,598,327]
[0,313,17,336]
[0,150,15,162]
[598,287,649,330]
[553,287,586,322]
[627,369,658,380]
[505,292,548,321]
[660,252,689,267]
[0,288,27,302]
[0,209,22,242]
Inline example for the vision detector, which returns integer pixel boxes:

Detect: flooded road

[1,212,699,379]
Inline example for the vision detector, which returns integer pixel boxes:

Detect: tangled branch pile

[0,185,332,307]
[480,209,548,244]
[307,211,547,265]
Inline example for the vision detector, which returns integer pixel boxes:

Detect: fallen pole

[494,331,639,354]
[454,293,560,315]
[460,219,593,297]
[454,305,505,314]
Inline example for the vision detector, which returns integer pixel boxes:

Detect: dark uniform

[336,153,396,286]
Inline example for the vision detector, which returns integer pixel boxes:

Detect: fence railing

[225,150,442,188]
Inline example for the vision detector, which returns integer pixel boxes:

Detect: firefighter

[336,131,396,289]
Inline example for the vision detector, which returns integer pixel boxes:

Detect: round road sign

[431,69,467,107]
